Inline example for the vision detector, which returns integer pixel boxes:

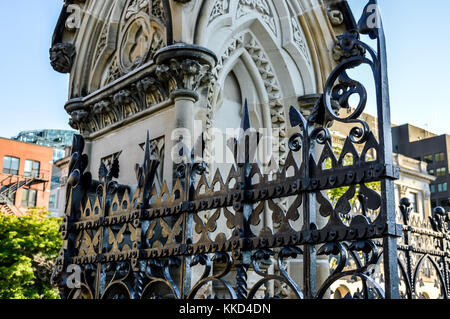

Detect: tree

[326,147,381,211]
[0,208,62,299]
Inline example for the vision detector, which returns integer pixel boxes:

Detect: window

[24,160,40,177]
[437,183,448,193]
[21,189,37,207]
[428,169,434,176]
[49,194,56,209]
[423,154,433,164]
[408,192,418,212]
[430,184,436,193]
[2,156,20,175]
[435,152,445,162]
[436,167,446,177]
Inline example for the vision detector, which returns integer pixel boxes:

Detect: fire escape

[0,174,48,215]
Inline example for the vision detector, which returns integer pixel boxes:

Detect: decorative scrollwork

[52,0,420,300]
[316,240,384,299]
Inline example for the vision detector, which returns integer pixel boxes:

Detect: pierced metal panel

[51,0,408,299]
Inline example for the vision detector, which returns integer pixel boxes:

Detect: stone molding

[155,43,217,101]
[204,32,287,168]
[67,44,216,136]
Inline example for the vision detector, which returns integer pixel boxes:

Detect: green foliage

[0,208,62,299]
[326,147,381,206]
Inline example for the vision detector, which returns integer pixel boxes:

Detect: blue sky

[347,0,450,135]
[0,0,448,138]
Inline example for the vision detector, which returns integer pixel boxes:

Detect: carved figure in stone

[328,10,344,26]
[333,32,366,62]
[50,43,76,73]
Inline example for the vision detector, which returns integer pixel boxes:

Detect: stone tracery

[204,32,288,169]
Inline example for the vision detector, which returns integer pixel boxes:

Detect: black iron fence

[50,0,449,299]
[393,201,450,299]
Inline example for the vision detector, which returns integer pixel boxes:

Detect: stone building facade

[51,0,360,297]
[51,0,357,184]
[53,0,450,300]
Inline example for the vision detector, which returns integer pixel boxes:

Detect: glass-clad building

[12,129,75,162]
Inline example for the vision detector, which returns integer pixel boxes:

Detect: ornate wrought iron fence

[393,200,450,299]
[51,0,408,299]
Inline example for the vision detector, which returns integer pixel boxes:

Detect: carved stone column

[154,44,216,296]
[155,44,217,148]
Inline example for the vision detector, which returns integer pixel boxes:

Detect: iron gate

[51,0,405,299]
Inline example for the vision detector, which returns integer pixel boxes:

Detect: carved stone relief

[156,58,213,99]
[205,32,287,169]
[50,43,76,74]
[92,0,167,87]
[120,0,166,72]
[291,15,312,67]
[328,10,344,26]
[332,32,366,63]
[68,45,216,134]
[208,0,230,24]
[236,0,277,37]
[105,59,122,85]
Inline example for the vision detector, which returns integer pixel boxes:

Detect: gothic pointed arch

[195,0,354,170]
[203,29,288,170]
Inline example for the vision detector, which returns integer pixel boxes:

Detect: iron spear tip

[289,106,303,128]
[144,130,151,161]
[241,99,251,131]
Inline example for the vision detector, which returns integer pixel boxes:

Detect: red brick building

[0,137,53,215]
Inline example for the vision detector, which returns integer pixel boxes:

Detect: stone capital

[154,44,217,102]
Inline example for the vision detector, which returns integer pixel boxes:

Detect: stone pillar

[155,44,217,151]
[154,44,217,297]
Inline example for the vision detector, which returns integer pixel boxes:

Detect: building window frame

[24,160,40,178]
[49,194,56,209]
[435,152,445,162]
[437,183,448,193]
[408,192,419,213]
[21,188,37,207]
[2,156,20,175]
[436,167,446,177]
